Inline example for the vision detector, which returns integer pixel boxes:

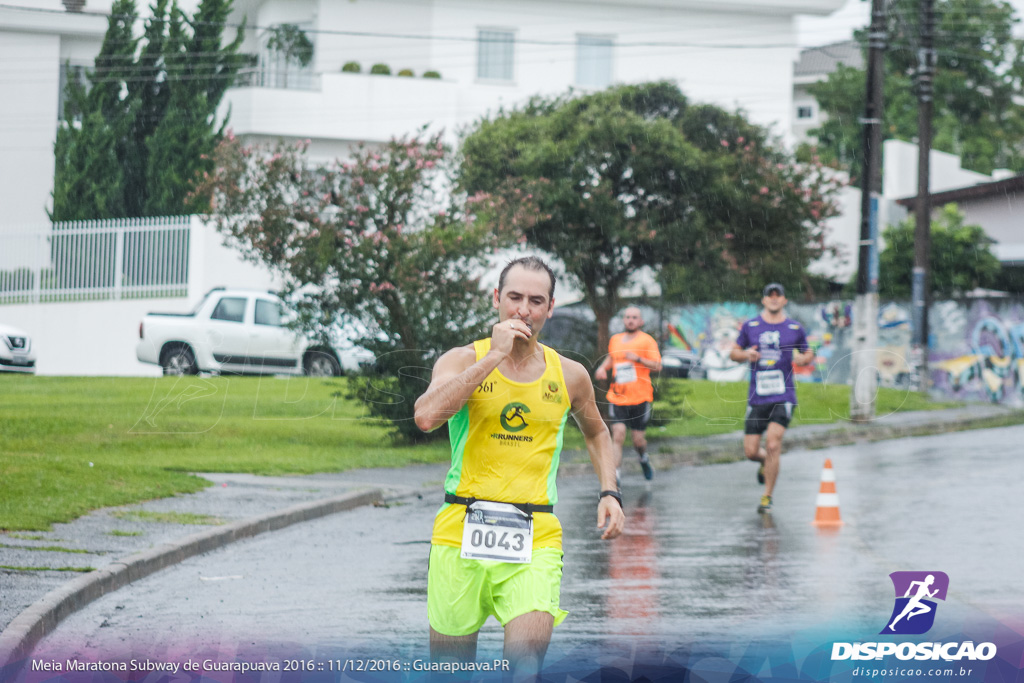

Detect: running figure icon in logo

[881,571,950,635]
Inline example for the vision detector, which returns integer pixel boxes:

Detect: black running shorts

[744,402,793,434]
[608,402,652,431]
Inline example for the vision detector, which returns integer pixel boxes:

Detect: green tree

[808,0,1024,182]
[461,82,843,354]
[264,24,314,87]
[52,0,248,221]
[194,133,511,441]
[878,204,1001,298]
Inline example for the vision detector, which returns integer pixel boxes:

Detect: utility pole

[912,0,936,392]
[850,0,886,422]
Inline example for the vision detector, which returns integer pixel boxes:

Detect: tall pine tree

[52,0,248,220]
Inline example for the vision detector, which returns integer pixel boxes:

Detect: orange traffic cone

[813,458,843,526]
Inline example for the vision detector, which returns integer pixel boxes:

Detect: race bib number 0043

[461,501,533,563]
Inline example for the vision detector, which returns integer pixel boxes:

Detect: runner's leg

[610,422,627,470]
[631,428,648,455]
[743,434,763,462]
[763,422,786,498]
[430,627,479,663]
[503,611,554,681]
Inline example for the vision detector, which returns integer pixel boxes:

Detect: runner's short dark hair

[498,256,555,300]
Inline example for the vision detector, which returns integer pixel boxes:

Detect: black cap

[763,283,785,297]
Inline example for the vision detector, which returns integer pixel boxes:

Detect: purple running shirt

[734,316,809,406]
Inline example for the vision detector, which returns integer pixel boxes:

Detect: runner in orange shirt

[595,306,662,481]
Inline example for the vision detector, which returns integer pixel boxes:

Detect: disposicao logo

[831,571,997,663]
[882,571,949,635]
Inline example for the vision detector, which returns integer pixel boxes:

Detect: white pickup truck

[136,288,371,376]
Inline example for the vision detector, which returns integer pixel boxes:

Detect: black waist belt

[444,493,553,514]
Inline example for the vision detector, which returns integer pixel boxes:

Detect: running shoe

[757,464,765,485]
[639,454,654,481]
[757,494,773,513]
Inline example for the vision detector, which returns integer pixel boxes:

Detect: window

[576,35,613,88]
[254,300,283,326]
[257,22,316,90]
[478,29,515,81]
[211,297,247,323]
[796,105,815,120]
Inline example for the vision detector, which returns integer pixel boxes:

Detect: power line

[0,2,808,50]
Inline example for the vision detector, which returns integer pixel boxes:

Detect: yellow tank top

[431,339,572,551]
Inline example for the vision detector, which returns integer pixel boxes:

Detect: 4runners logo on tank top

[492,402,534,444]
[499,403,530,432]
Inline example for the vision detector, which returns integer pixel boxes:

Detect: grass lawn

[1,375,953,531]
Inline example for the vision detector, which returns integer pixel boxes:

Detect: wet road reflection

[30,426,1024,668]
[605,491,659,634]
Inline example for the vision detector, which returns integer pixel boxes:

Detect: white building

[2,0,845,225]
[888,140,1024,271]
[1,0,846,375]
[791,39,860,146]
[810,138,1023,287]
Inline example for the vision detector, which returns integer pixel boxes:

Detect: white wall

[0,4,108,226]
[883,139,991,199]
[0,217,281,376]
[957,195,1024,245]
[187,218,285,302]
[809,184,860,281]
[0,30,61,225]
[1,297,182,376]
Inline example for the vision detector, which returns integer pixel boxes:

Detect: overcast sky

[797,0,1024,47]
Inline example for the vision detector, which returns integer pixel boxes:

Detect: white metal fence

[0,216,191,304]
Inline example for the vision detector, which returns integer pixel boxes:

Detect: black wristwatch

[599,490,623,507]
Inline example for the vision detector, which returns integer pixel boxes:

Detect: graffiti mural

[664,301,857,386]
[931,300,1024,405]
[668,303,758,382]
[563,296,1024,406]
[663,298,1024,405]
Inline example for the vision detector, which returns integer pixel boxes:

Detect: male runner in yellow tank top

[414,256,625,678]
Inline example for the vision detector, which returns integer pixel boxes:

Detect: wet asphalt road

[27,426,1024,669]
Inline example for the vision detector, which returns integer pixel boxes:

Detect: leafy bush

[422,70,441,79]
[341,61,361,73]
[196,133,514,442]
[369,63,391,75]
[397,68,414,77]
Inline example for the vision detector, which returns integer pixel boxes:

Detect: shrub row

[342,61,441,78]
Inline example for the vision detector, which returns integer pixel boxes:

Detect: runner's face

[762,292,786,314]
[622,309,643,332]
[494,266,554,334]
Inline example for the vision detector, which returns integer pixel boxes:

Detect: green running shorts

[427,544,568,636]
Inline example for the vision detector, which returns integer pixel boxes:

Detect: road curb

[0,488,383,670]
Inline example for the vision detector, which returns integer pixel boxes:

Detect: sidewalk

[0,402,1018,666]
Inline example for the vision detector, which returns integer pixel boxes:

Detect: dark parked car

[659,347,701,378]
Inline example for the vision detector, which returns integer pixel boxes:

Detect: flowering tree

[461,82,845,355]
[193,132,510,440]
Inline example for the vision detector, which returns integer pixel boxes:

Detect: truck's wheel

[304,351,341,377]
[162,346,198,376]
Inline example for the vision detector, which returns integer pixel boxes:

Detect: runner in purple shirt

[730,283,814,513]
